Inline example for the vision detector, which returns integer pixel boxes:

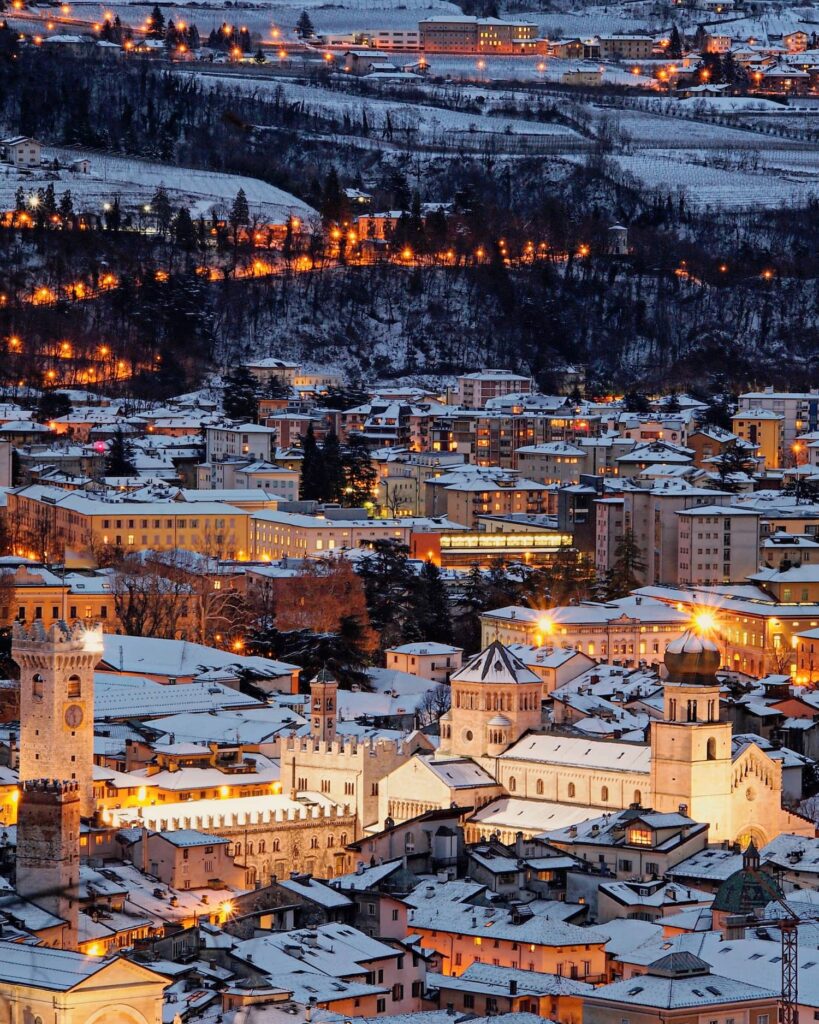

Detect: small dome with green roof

[712,841,783,914]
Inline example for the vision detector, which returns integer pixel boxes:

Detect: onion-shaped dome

[664,629,721,684]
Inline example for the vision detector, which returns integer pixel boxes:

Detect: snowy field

[536,8,659,36]
[185,72,585,142]
[63,0,660,39]
[611,149,819,209]
[583,104,776,147]
[0,147,315,220]
[68,0,463,37]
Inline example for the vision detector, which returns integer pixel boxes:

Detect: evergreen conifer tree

[222,366,259,422]
[105,427,137,477]
[296,10,315,37]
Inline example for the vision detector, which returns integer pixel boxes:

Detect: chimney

[141,826,150,874]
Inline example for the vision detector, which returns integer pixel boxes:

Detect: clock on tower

[13,620,102,818]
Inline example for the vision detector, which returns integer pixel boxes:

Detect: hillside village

[2,369,819,1023]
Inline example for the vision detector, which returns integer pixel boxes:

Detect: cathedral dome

[712,841,782,914]
[664,629,720,684]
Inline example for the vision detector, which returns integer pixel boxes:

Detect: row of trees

[247,536,648,688]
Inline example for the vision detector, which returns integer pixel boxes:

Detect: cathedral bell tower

[14,620,102,818]
[650,628,733,840]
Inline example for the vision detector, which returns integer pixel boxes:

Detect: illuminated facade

[447,638,812,845]
[15,619,101,817]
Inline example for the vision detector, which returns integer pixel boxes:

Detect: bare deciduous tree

[416,683,452,728]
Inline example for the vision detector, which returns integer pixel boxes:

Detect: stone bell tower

[16,778,81,949]
[309,669,338,742]
[650,629,733,840]
[14,620,103,818]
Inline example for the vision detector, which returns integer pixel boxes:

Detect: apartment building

[676,505,762,585]
[515,442,587,486]
[616,481,732,586]
[373,450,466,516]
[731,408,784,468]
[204,423,277,462]
[594,496,625,577]
[597,34,655,59]
[423,468,548,527]
[738,388,819,449]
[419,16,540,54]
[457,369,533,408]
[197,456,300,497]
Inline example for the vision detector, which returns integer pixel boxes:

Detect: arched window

[633,790,642,806]
[32,673,44,700]
[508,776,517,792]
[601,786,609,802]
[327,835,335,847]
[67,674,81,698]
[536,779,544,795]
[311,835,319,849]
[340,833,347,846]
[247,842,254,856]
[258,840,265,853]
[272,839,280,852]
[568,782,576,798]
[234,842,242,857]
[707,737,717,760]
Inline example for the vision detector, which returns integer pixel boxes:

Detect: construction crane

[743,841,799,1024]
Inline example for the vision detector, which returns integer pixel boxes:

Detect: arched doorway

[735,825,768,849]
[84,1007,151,1024]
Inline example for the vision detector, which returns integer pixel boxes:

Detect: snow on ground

[69,0,462,36]
[0,147,315,221]
[184,72,584,141]
[535,8,659,36]
[584,104,776,146]
[408,53,655,87]
[678,96,791,113]
[62,1,660,44]
[610,149,819,209]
